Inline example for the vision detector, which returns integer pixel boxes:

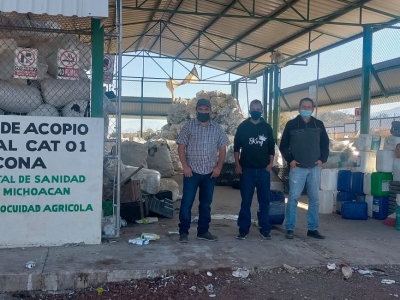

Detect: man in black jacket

[279,97,329,239]
[234,99,275,240]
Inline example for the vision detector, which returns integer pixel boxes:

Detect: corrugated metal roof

[108,0,400,76]
[116,96,172,117]
[0,0,108,18]
[280,57,400,112]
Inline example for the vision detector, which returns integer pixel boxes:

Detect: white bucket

[363,173,372,195]
[320,169,338,191]
[356,151,376,173]
[376,150,395,173]
[318,190,334,214]
[383,135,400,151]
[365,195,373,217]
[393,158,400,182]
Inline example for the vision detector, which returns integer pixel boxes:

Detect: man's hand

[266,164,272,172]
[235,164,242,174]
[211,166,222,178]
[290,160,300,169]
[315,160,323,167]
[183,165,193,177]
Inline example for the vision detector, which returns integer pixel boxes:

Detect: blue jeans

[178,172,215,236]
[238,168,271,235]
[285,166,321,231]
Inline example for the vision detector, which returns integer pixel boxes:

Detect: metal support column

[231,82,239,100]
[361,25,373,134]
[273,65,280,141]
[262,68,269,121]
[91,18,104,117]
[268,68,273,124]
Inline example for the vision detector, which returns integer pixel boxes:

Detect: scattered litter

[96,287,103,295]
[128,238,149,245]
[204,284,214,293]
[283,264,302,274]
[207,271,213,277]
[189,286,197,292]
[382,279,396,285]
[25,261,36,269]
[120,218,127,227]
[209,294,216,298]
[394,294,399,297]
[370,268,386,275]
[232,268,250,278]
[136,217,159,224]
[141,233,160,240]
[327,263,336,270]
[340,264,353,279]
[211,214,238,221]
[167,231,180,235]
[358,269,373,275]
[192,216,199,223]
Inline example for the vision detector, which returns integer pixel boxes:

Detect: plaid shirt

[177,119,229,175]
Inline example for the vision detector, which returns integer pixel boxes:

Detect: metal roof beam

[174,0,239,58]
[148,0,186,53]
[225,0,373,73]
[371,66,388,98]
[278,87,291,111]
[201,0,301,66]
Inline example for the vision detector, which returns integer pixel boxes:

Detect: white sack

[116,141,148,169]
[146,140,175,178]
[62,100,89,117]
[41,78,90,107]
[0,80,42,113]
[28,104,59,117]
[122,166,161,195]
[166,140,183,171]
[160,178,179,202]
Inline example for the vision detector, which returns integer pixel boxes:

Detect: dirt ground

[5,265,400,300]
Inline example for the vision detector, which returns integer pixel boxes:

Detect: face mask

[197,112,210,122]
[300,110,312,118]
[250,111,262,120]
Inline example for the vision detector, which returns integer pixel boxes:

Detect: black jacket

[234,118,275,168]
[279,115,329,168]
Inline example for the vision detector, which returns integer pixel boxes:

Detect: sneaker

[307,230,325,239]
[285,230,294,239]
[196,232,218,241]
[237,232,248,240]
[179,234,188,243]
[260,232,271,240]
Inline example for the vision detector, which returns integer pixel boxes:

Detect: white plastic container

[365,195,373,217]
[356,151,376,173]
[383,135,400,151]
[363,173,372,195]
[393,158,400,182]
[376,150,395,173]
[357,134,381,151]
[320,169,338,191]
[318,190,334,214]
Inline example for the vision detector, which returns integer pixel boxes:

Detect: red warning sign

[14,48,38,79]
[103,54,114,84]
[57,49,80,80]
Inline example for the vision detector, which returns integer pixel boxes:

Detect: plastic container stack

[319,169,338,214]
[356,134,380,173]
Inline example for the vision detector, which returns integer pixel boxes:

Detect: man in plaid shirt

[177,98,229,243]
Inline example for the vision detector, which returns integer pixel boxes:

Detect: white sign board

[57,49,80,80]
[103,54,114,84]
[308,85,317,100]
[14,47,38,79]
[0,116,104,248]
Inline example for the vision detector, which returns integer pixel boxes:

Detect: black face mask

[197,112,210,122]
[250,111,262,120]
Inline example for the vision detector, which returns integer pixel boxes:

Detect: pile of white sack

[155,90,245,166]
[0,16,106,121]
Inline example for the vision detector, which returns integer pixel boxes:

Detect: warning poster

[57,49,80,80]
[103,54,114,84]
[14,48,38,80]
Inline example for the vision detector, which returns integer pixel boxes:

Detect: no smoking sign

[14,48,38,79]
[57,49,80,80]
[103,54,114,84]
